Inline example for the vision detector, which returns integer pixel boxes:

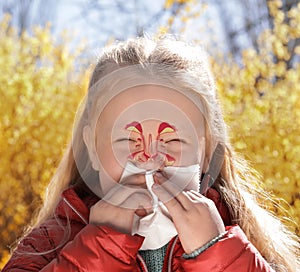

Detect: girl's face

[85,85,207,194]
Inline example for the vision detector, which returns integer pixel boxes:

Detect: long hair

[30,37,299,271]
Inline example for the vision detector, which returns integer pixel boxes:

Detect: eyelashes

[115,138,186,144]
[164,138,187,144]
[114,138,139,143]
[164,139,182,143]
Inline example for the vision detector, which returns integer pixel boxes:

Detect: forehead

[97,85,205,131]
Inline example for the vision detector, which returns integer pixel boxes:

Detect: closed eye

[164,138,187,144]
[114,138,137,143]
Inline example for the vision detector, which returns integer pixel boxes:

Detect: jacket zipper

[62,197,88,225]
[167,236,178,272]
[137,253,149,272]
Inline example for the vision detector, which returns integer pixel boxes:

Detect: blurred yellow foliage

[211,2,300,234]
[162,1,300,235]
[0,15,88,266]
[161,0,203,35]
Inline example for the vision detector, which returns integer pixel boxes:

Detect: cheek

[168,145,199,166]
[165,137,205,167]
[96,139,124,186]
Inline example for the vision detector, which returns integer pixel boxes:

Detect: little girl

[3,37,299,272]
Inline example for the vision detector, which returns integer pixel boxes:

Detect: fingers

[101,174,153,210]
[185,190,204,202]
[152,171,214,214]
[122,192,153,213]
[135,208,149,217]
[153,172,195,210]
[102,183,139,205]
[153,171,185,199]
[151,182,184,216]
[120,173,147,189]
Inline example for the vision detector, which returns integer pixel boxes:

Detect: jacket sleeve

[179,225,275,272]
[41,225,144,272]
[2,223,144,272]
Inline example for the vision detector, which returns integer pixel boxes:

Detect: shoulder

[19,186,93,255]
[55,186,96,224]
[2,216,84,271]
[173,225,274,271]
[18,186,98,256]
[2,187,95,271]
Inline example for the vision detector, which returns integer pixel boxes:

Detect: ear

[83,125,100,171]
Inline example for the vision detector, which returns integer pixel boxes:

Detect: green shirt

[139,243,169,272]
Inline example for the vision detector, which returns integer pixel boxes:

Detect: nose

[144,134,157,158]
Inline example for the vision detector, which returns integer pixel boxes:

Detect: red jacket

[3,187,275,272]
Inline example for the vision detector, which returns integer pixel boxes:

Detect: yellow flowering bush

[162,1,300,234]
[212,2,300,233]
[0,15,88,267]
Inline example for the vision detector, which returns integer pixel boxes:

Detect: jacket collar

[55,186,98,225]
[205,188,231,226]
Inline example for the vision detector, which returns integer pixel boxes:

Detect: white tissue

[120,161,200,250]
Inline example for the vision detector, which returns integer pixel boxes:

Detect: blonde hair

[31,37,299,271]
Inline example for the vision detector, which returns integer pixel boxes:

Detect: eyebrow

[124,121,177,135]
[158,122,177,135]
[125,121,143,134]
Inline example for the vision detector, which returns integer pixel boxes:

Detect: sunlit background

[0,0,299,268]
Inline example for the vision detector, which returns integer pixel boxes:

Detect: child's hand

[89,174,153,234]
[152,172,225,254]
